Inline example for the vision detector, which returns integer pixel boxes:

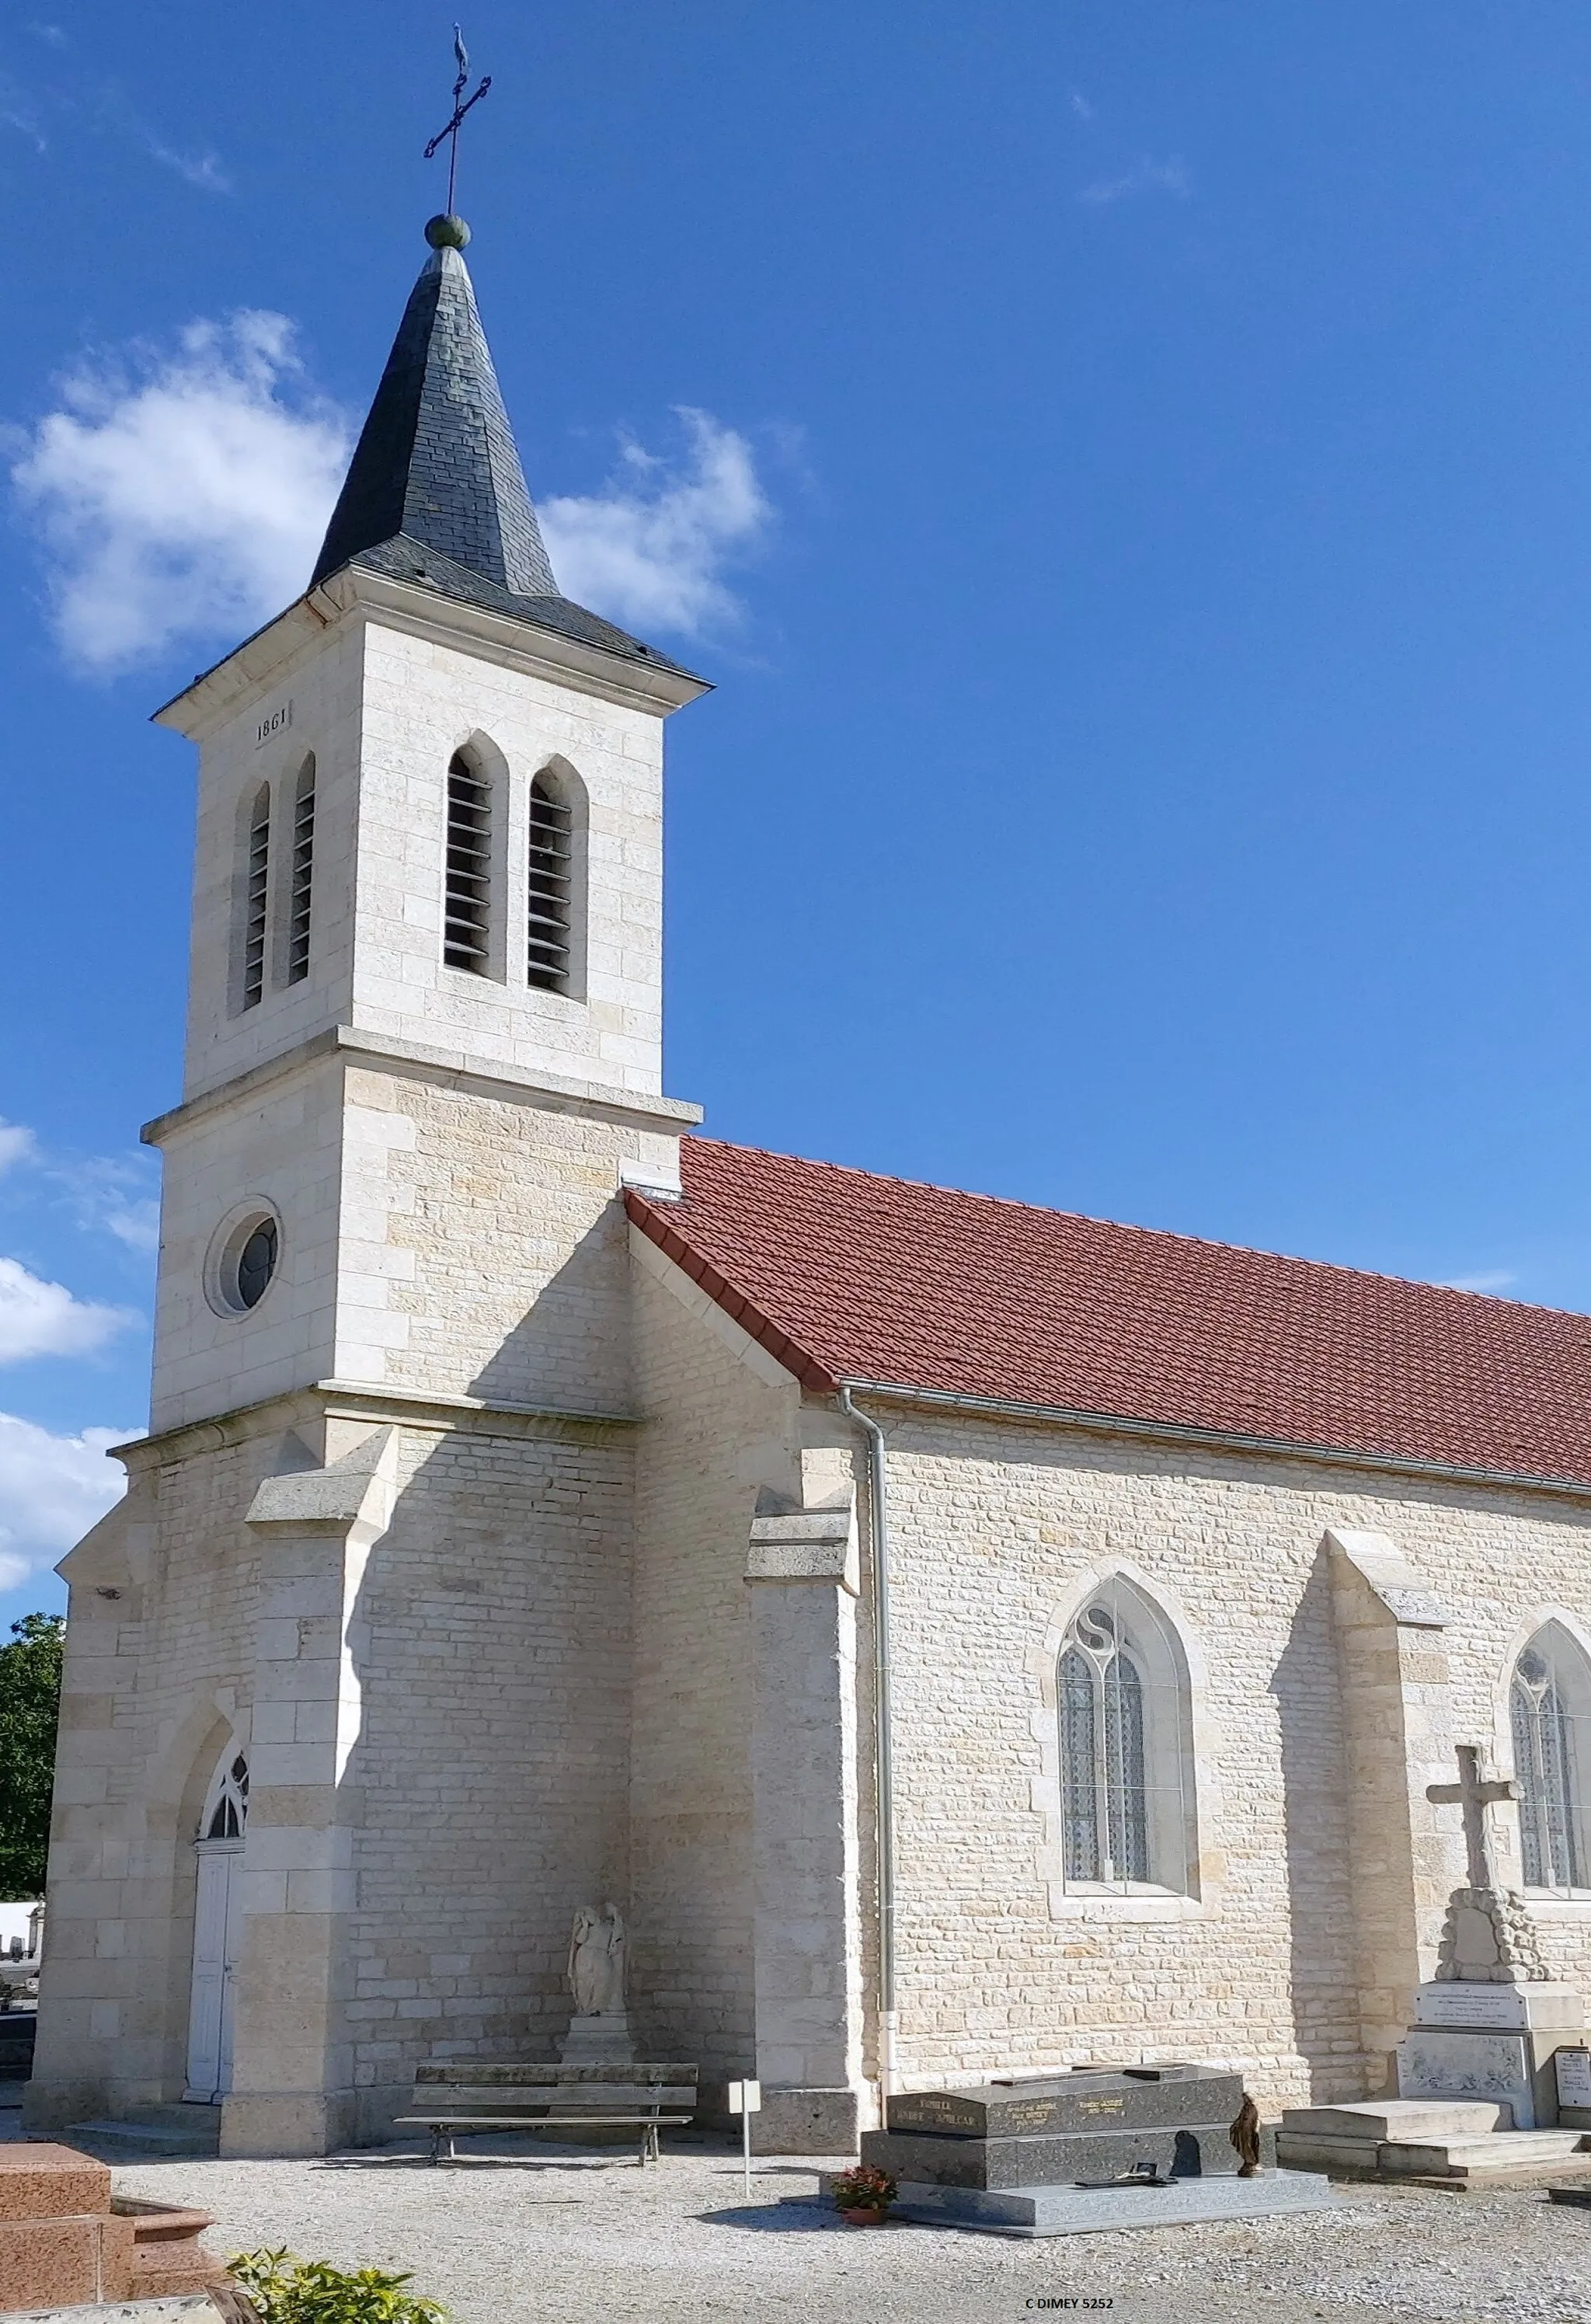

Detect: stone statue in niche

[567,1902,626,2016]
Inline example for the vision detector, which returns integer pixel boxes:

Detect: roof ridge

[686,1134,1589,1329]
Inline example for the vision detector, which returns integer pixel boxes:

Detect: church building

[26,211,1591,2158]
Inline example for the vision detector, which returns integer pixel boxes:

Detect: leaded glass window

[1103,1647,1149,1883]
[1060,1647,1099,1880]
[1056,1581,1195,1895]
[202,1752,249,1841]
[1512,1632,1589,1893]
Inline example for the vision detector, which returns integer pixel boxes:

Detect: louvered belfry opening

[242,783,270,1009]
[527,772,573,991]
[287,758,315,984]
[444,754,492,972]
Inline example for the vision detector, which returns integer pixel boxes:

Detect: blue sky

[5,2,1591,1627]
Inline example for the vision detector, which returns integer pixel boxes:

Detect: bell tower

[146,214,707,1437]
[30,211,708,2158]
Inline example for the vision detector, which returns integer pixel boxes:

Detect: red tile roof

[624,1137,1591,1490]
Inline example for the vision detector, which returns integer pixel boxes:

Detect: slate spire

[311,216,558,597]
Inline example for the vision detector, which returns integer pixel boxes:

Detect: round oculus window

[235,1218,277,1308]
[205,1204,282,1317]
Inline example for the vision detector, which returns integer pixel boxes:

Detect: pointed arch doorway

[185,1748,249,2103]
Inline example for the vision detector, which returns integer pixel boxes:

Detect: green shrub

[229,2248,447,2324]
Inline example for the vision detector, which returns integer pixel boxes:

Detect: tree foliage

[0,1614,64,1899]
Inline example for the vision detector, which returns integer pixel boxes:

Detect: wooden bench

[395,2062,698,2167]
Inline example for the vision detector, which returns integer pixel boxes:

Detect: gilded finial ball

[425,214,472,250]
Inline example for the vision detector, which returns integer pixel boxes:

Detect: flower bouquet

[829,2163,897,2225]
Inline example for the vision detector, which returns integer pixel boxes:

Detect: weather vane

[424,25,492,218]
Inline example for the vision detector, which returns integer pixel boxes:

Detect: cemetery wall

[878,1408,1591,2112]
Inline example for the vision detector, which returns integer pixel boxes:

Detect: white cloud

[144,138,231,193]
[0,1258,136,1364]
[1070,89,1095,122]
[9,311,351,672]
[54,1155,161,1254]
[541,408,772,638]
[0,76,46,152]
[0,1414,132,1589]
[0,1120,158,1252]
[1439,1269,1518,1296]
[1079,155,1191,207]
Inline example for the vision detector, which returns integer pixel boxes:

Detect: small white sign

[255,698,294,749]
[1557,2047,1591,2109]
[726,2079,762,2113]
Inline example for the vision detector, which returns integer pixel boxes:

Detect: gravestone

[863,2066,1248,2190]
[0,2146,225,2309]
[1394,1747,1585,2131]
[857,2066,1337,2235]
[1554,2044,1591,2132]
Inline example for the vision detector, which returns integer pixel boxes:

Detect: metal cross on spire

[424,23,492,218]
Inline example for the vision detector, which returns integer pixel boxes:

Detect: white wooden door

[186,1841,243,2101]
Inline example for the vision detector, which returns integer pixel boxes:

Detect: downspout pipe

[837,1384,897,2103]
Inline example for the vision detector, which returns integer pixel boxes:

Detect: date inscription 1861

[256,699,293,748]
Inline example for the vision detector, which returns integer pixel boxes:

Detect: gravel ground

[80,2137,1589,2324]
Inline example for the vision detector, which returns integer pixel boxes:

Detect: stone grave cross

[1425,1742,1547,1981]
[1426,1744,1513,1892]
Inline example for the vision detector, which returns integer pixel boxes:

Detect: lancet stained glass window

[1512,1632,1589,1892]
[1057,1582,1195,1895]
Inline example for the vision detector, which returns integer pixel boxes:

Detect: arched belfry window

[444,753,492,974]
[527,769,574,992]
[285,756,315,984]
[201,1751,249,1841]
[1511,1625,1590,1893]
[1059,1580,1196,1896]
[241,784,270,1009]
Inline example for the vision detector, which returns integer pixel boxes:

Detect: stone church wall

[878,1409,1591,2113]
[343,1413,633,2138]
[27,1416,287,2131]
[628,1233,802,2082]
[338,1066,658,1415]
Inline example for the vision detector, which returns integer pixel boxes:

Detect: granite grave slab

[889,2169,1337,2237]
[862,2066,1248,2191]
